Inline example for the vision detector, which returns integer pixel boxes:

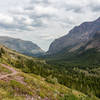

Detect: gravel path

[0,64,18,79]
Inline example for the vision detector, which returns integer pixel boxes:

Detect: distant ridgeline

[0,36,45,57]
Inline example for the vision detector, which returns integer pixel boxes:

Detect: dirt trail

[0,64,18,79]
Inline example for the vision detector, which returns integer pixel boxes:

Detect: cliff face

[48,17,100,54]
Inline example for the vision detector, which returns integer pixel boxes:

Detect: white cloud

[34,5,59,16]
[22,17,33,25]
[0,13,14,25]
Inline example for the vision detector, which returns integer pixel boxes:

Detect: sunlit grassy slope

[0,68,99,100]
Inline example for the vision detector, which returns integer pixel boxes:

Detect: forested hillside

[0,45,94,100]
[45,48,100,98]
[0,45,100,100]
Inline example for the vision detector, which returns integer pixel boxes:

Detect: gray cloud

[91,5,100,12]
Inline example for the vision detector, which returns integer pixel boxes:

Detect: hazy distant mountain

[0,36,45,56]
[47,17,100,54]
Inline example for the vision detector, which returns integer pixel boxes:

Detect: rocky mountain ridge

[47,17,100,54]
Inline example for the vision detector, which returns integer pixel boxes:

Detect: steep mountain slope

[47,17,100,54]
[46,31,100,70]
[0,45,98,100]
[0,36,44,57]
[84,31,100,50]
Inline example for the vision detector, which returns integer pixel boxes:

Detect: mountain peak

[95,17,100,22]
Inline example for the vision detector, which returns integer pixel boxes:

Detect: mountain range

[0,36,45,57]
[0,17,100,58]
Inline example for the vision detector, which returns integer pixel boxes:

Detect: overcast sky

[0,0,100,51]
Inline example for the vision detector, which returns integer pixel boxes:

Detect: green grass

[0,70,98,100]
[0,45,100,100]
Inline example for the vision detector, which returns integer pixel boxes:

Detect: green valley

[0,45,99,100]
